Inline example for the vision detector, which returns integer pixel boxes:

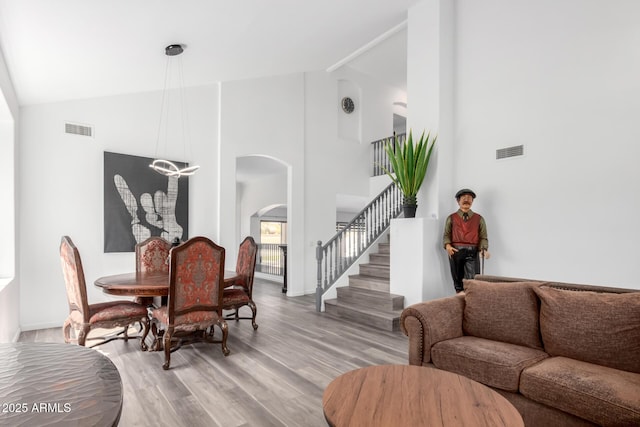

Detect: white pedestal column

[390,218,425,307]
[390,217,452,308]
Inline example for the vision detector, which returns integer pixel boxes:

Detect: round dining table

[0,342,123,427]
[94,270,239,297]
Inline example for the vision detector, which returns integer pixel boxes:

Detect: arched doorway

[235,155,289,284]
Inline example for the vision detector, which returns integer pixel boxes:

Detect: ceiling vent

[65,122,93,138]
[496,144,524,160]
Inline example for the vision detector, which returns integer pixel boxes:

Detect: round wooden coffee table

[323,365,523,427]
[0,342,123,427]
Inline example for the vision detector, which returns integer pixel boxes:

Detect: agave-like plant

[381,130,437,208]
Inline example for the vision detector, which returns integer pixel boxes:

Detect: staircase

[324,235,404,332]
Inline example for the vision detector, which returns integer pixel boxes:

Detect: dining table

[0,342,123,427]
[94,270,239,297]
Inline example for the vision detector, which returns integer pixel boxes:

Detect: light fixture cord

[177,55,192,164]
[154,56,171,160]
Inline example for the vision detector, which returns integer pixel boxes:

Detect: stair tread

[338,287,403,299]
[349,274,388,282]
[361,262,389,268]
[359,264,389,279]
[325,298,402,317]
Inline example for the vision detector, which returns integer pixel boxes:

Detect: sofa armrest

[400,294,465,366]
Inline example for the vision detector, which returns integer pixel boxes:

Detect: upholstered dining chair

[134,236,171,307]
[222,236,259,330]
[136,236,171,274]
[149,236,230,370]
[59,236,150,350]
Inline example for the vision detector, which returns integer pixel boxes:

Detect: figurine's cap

[455,189,476,199]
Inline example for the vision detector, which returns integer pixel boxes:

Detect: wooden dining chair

[223,236,259,330]
[59,236,150,350]
[134,236,171,307]
[149,236,230,370]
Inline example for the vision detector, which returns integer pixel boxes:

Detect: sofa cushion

[463,279,544,349]
[521,356,640,426]
[431,336,549,392]
[534,286,640,373]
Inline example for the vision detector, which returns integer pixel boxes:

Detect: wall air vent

[496,144,524,160]
[65,122,93,138]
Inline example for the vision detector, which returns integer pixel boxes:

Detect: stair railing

[371,132,406,177]
[256,243,286,276]
[315,182,402,311]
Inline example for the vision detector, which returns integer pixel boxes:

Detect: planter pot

[402,203,417,218]
[402,196,418,218]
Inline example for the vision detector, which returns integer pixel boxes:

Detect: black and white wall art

[104,151,189,252]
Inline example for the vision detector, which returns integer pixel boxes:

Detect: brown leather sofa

[400,275,640,427]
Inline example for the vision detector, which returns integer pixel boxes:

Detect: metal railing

[315,182,402,311]
[371,133,406,177]
[256,243,286,276]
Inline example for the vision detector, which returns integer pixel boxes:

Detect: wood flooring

[19,278,409,427]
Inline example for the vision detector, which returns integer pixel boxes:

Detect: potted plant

[381,130,437,218]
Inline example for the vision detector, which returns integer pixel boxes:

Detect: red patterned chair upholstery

[223,236,258,330]
[149,236,230,370]
[60,236,150,350]
[134,236,171,306]
[136,236,171,274]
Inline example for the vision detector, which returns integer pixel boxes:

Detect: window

[260,221,287,244]
[336,221,365,258]
[257,221,287,276]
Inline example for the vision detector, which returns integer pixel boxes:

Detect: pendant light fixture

[149,43,200,177]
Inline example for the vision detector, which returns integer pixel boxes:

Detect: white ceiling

[0,0,410,215]
[0,0,416,106]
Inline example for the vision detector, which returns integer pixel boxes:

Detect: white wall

[18,85,219,330]
[218,73,306,295]
[0,44,20,342]
[453,0,640,288]
[400,0,640,298]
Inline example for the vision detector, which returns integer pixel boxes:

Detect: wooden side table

[0,342,123,427]
[323,365,523,427]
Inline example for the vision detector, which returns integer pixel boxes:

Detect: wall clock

[341,97,355,114]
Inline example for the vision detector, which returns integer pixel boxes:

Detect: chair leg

[218,320,230,356]
[77,325,90,346]
[139,317,150,351]
[247,301,258,330]
[63,318,72,343]
[151,323,163,352]
[163,328,173,370]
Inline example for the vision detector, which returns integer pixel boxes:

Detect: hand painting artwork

[104,151,189,252]
[113,174,183,244]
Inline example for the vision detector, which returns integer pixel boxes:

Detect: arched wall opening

[235,155,289,282]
